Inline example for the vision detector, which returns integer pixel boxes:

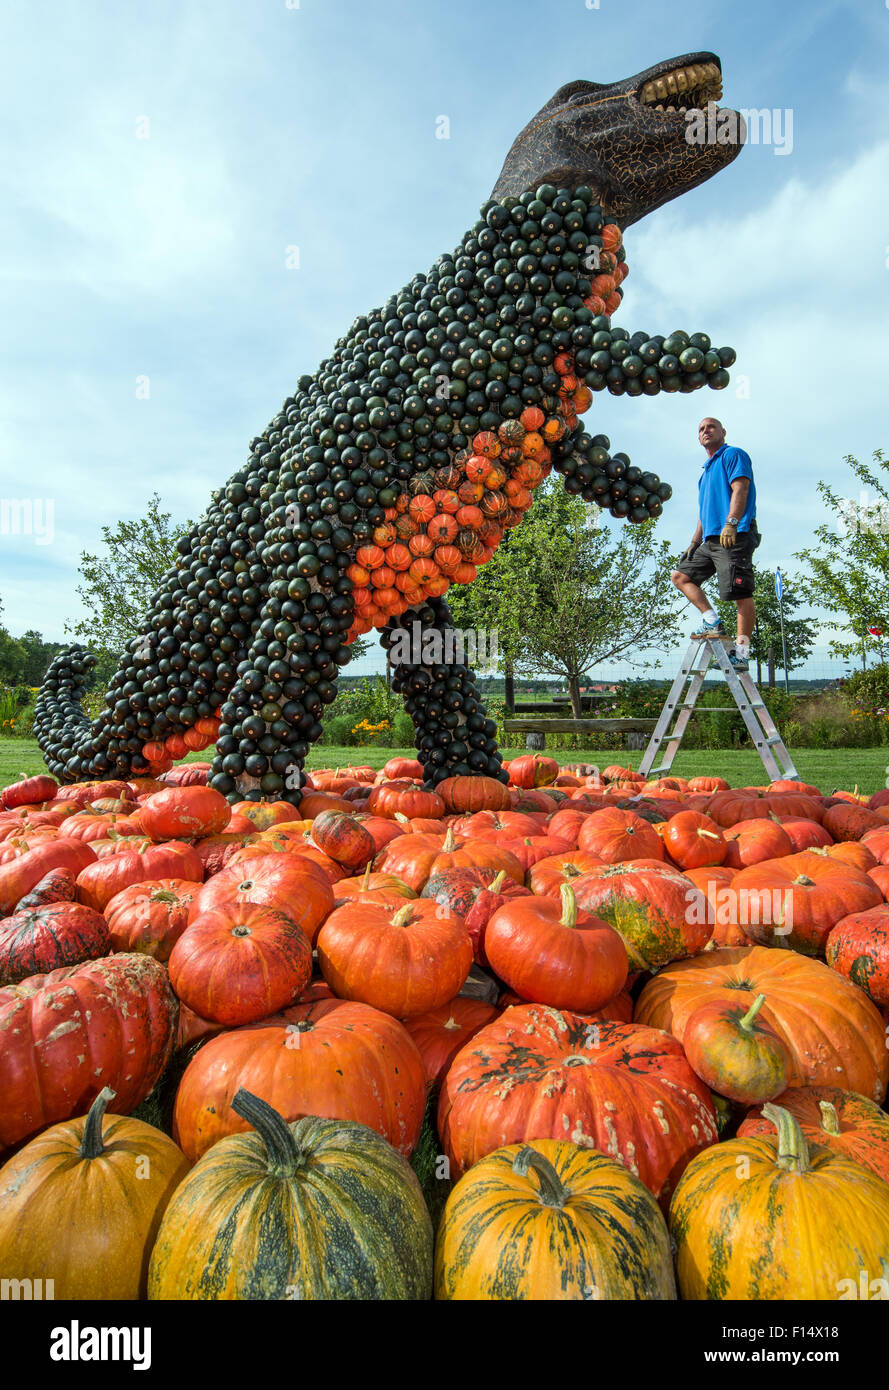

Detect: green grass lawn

[3,738,888,795]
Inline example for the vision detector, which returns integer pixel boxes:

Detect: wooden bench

[502,717,658,751]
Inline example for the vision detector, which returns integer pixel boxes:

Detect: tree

[0,595,27,686]
[446,527,525,712]
[18,630,66,687]
[715,565,817,687]
[67,494,194,671]
[449,485,683,717]
[793,450,889,671]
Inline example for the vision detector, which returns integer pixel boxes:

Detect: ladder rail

[637,635,799,783]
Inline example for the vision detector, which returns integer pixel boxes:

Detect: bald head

[699,418,726,457]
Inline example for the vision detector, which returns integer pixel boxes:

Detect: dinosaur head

[491,52,744,226]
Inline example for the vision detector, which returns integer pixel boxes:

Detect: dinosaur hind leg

[382,597,506,789]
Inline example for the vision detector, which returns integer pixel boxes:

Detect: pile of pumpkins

[2,755,889,1301]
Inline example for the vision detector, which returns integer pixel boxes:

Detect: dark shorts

[677,523,761,600]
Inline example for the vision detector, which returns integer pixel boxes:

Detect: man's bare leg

[672,571,713,614]
[736,597,755,642]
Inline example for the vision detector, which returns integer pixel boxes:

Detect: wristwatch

[724,517,739,528]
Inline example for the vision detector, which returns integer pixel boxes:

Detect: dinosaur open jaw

[638,60,723,116]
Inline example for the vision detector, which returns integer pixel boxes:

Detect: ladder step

[765,735,785,747]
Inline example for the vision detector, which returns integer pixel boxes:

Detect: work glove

[719,523,737,549]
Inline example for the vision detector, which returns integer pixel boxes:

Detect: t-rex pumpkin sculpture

[35,52,744,803]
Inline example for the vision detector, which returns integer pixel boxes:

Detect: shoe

[726,648,749,672]
[691,616,727,639]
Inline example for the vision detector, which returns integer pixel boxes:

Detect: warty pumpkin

[438,1006,718,1204]
[0,953,178,1149]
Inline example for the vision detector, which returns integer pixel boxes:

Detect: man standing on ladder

[671,418,761,673]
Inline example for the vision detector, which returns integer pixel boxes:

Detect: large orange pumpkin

[438,1006,718,1204]
[0,954,178,1149]
[577,808,664,863]
[726,850,882,955]
[137,786,231,841]
[316,899,472,1017]
[187,853,334,945]
[635,945,889,1103]
[169,902,313,1025]
[483,885,628,1014]
[172,998,426,1162]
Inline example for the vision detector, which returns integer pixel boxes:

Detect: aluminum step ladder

[638,635,799,783]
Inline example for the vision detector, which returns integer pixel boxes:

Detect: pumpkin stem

[559,884,578,929]
[79,1087,116,1160]
[738,993,766,1032]
[362,863,372,888]
[231,1088,303,1176]
[512,1146,568,1209]
[391,903,415,928]
[394,813,410,825]
[442,826,456,853]
[819,1100,842,1136]
[490,870,507,893]
[761,1102,811,1174]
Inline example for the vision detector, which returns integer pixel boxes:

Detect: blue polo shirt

[699,444,756,537]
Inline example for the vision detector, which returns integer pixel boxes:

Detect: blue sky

[2,0,888,679]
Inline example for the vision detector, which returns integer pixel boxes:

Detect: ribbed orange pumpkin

[635,945,889,1103]
[169,902,313,1026]
[722,818,792,870]
[662,811,726,869]
[187,853,334,945]
[172,998,426,1162]
[317,899,472,1017]
[577,808,664,863]
[436,776,511,813]
[104,878,201,961]
[137,786,231,840]
[726,850,882,955]
[484,885,628,1014]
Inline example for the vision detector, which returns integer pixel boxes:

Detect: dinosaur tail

[33,644,106,783]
